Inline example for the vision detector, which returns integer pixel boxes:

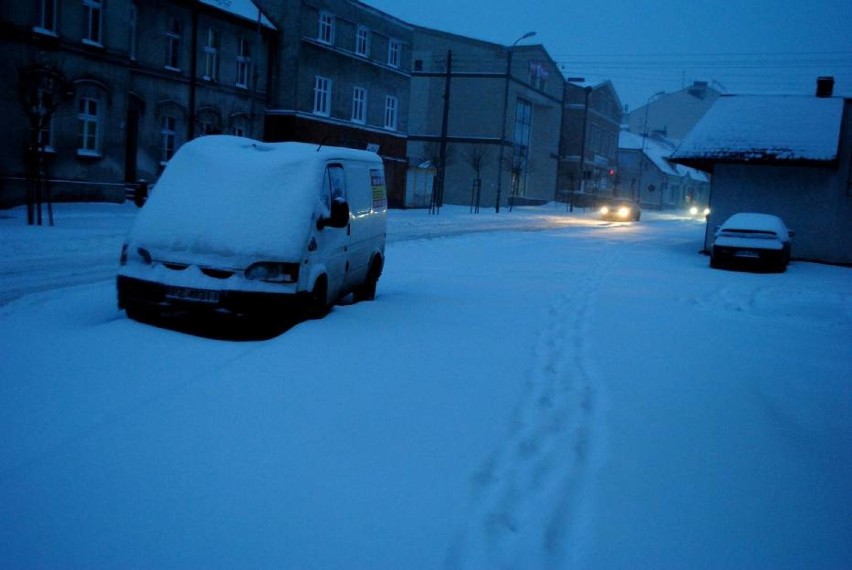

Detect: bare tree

[462,144,491,212]
[18,63,73,225]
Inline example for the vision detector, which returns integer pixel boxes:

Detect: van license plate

[165,286,220,304]
[734,250,760,258]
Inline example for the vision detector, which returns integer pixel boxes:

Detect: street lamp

[636,91,665,205]
[495,31,536,213]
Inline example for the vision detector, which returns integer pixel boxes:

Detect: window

[128,2,137,60]
[387,39,401,68]
[318,11,334,45]
[77,95,101,155]
[166,18,182,70]
[383,95,398,130]
[321,164,346,214]
[351,87,367,124]
[356,26,370,57]
[528,61,549,90]
[511,98,533,196]
[160,115,177,163]
[313,76,331,116]
[83,0,103,46]
[203,28,220,81]
[35,0,57,34]
[236,38,251,88]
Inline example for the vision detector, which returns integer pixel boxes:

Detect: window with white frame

[128,2,138,60]
[35,0,57,34]
[236,38,251,88]
[356,26,370,57]
[384,95,398,130]
[318,11,335,45]
[203,28,220,81]
[351,87,367,124]
[387,39,401,68]
[160,115,177,163]
[77,94,101,155]
[313,76,331,116]
[165,17,182,70]
[83,0,103,46]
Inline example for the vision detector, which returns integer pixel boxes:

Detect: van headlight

[600,206,610,215]
[618,206,630,218]
[245,262,300,283]
[120,243,152,266]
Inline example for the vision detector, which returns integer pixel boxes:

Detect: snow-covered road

[1,203,850,568]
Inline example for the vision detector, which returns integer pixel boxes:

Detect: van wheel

[354,258,382,302]
[303,277,329,319]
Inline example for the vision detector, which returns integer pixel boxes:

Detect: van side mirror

[788,229,796,238]
[318,198,350,230]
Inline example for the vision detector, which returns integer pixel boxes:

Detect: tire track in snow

[446,248,619,569]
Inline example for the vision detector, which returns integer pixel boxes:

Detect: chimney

[816,76,835,98]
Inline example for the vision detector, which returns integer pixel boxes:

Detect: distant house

[671,79,852,264]
[408,28,564,210]
[0,0,276,209]
[558,81,622,203]
[619,130,709,210]
[625,80,723,142]
[257,0,413,208]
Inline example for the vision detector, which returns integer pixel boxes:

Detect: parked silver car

[710,213,794,272]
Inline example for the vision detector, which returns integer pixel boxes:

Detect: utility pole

[431,50,452,214]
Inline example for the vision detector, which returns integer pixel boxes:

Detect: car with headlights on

[710,212,794,272]
[599,198,641,222]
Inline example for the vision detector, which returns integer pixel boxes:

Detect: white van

[117,136,387,321]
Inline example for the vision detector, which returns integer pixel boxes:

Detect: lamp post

[495,31,536,213]
[636,91,665,205]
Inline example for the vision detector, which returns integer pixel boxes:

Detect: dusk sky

[363,0,852,110]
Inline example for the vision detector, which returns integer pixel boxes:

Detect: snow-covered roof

[619,130,709,182]
[198,0,275,29]
[671,95,845,167]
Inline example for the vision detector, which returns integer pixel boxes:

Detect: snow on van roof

[128,136,381,265]
[672,95,845,165]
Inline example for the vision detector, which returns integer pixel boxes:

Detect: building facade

[0,0,275,209]
[619,130,709,210]
[624,80,722,142]
[256,0,412,207]
[557,81,622,204]
[672,86,852,264]
[408,28,564,210]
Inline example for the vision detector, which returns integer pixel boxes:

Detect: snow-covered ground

[1,202,850,568]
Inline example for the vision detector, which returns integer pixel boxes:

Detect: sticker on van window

[370,169,387,210]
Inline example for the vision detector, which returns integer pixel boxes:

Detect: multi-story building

[0,0,276,209]
[256,0,412,207]
[408,27,564,210]
[557,80,622,203]
[624,80,723,142]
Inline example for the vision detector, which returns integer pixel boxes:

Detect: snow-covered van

[117,136,387,321]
